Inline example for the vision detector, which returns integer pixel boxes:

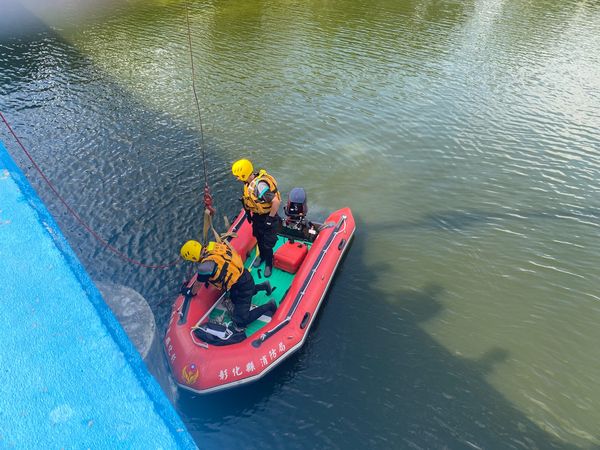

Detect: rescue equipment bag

[193,322,246,346]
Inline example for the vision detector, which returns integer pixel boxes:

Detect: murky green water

[2,0,600,448]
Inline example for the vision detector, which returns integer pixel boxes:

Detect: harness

[202,242,244,291]
[242,169,281,215]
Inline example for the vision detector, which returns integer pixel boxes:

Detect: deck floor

[208,236,310,336]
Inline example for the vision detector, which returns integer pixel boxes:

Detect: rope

[203,209,239,244]
[0,4,223,270]
[184,0,216,246]
[184,0,208,185]
[0,110,180,269]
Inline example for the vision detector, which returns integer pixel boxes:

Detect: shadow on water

[174,217,580,449]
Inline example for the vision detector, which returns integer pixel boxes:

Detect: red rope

[0,110,180,269]
[203,183,215,216]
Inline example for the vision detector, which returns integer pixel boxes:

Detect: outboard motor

[284,187,308,227]
[283,188,318,241]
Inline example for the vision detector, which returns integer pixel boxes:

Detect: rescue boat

[164,189,355,394]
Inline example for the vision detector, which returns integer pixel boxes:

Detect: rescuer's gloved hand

[180,284,193,297]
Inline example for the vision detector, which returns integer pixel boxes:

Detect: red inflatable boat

[164,191,355,394]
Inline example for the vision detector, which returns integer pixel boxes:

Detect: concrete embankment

[0,141,196,449]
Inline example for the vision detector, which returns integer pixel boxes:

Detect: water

[1,0,600,448]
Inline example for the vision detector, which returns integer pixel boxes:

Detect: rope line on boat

[0,110,180,269]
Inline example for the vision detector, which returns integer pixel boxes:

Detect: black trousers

[230,270,273,327]
[251,213,281,268]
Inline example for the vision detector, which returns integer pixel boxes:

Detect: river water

[1,0,599,448]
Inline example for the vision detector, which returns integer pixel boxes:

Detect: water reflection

[373,207,600,233]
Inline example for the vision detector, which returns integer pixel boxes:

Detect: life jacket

[242,169,281,215]
[201,242,244,291]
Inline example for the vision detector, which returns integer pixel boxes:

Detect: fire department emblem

[182,363,199,384]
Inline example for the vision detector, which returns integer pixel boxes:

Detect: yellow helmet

[180,240,202,262]
[232,159,254,182]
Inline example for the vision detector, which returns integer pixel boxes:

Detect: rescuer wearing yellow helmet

[180,240,277,328]
[231,158,281,278]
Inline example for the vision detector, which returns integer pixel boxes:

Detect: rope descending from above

[183,3,237,248]
[184,0,208,185]
[183,0,217,246]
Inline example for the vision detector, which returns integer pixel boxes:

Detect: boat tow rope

[0,110,179,269]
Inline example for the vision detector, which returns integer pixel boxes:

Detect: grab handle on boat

[300,312,310,329]
[178,292,194,325]
[252,318,290,348]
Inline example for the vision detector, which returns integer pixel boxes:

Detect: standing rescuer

[232,158,281,278]
[180,240,277,329]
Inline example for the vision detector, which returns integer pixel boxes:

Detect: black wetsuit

[229,270,274,327]
[251,213,282,269]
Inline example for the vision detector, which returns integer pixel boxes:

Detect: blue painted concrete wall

[0,141,196,449]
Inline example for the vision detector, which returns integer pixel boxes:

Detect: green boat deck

[207,235,311,336]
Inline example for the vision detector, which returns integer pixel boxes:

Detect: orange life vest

[201,242,244,291]
[242,169,280,215]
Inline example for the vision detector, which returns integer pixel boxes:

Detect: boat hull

[164,207,355,393]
